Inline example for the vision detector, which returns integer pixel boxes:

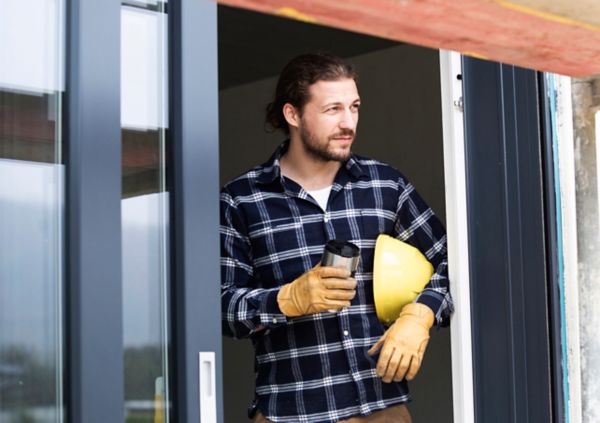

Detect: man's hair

[265,52,358,134]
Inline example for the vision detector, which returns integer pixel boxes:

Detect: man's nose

[339,109,357,129]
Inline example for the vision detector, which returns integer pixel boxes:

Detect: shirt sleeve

[220,189,288,339]
[393,176,454,327]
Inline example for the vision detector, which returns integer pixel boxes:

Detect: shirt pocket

[247,217,301,259]
[248,216,297,236]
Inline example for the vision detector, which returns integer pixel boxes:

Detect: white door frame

[439,50,475,423]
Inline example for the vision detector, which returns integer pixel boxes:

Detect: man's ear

[283,103,300,130]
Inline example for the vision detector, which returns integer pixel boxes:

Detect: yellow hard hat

[373,234,434,324]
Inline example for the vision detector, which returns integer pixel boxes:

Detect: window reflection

[0,92,61,163]
[0,1,65,94]
[0,1,65,422]
[121,3,170,422]
[123,0,168,9]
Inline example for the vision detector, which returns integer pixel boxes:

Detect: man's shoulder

[221,161,273,199]
[351,154,408,183]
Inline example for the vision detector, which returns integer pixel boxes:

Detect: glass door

[121,1,171,422]
[0,1,66,422]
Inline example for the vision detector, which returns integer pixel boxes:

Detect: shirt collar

[256,140,367,186]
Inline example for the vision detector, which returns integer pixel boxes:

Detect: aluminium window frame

[66,0,124,421]
[66,0,224,421]
[442,52,561,423]
[169,0,223,422]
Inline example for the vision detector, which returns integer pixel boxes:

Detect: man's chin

[331,146,352,162]
[303,141,352,163]
[328,151,351,163]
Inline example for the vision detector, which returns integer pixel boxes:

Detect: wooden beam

[218,0,600,76]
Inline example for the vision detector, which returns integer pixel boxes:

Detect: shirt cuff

[258,287,288,328]
[415,289,449,327]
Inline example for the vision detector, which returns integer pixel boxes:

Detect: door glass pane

[0,0,66,422]
[121,3,170,422]
[123,0,168,8]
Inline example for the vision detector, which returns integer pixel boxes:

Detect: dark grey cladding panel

[462,58,554,423]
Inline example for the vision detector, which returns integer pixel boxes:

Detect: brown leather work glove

[367,302,434,382]
[277,265,357,317]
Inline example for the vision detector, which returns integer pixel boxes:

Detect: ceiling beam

[218,0,600,76]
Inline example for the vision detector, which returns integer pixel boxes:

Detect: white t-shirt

[306,185,332,212]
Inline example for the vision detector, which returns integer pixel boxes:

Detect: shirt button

[343,330,349,336]
[272,318,278,324]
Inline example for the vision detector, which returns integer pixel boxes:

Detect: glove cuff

[399,302,435,329]
[277,283,301,317]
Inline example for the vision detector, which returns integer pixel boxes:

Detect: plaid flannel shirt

[221,141,453,422]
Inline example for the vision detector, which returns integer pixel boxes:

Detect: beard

[299,125,355,163]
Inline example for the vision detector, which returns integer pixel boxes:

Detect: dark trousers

[253,404,412,423]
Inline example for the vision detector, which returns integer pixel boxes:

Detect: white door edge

[439,49,475,423]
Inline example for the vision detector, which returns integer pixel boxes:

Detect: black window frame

[66,0,223,421]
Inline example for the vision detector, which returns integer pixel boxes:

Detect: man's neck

[280,138,342,191]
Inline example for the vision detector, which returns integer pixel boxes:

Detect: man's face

[295,78,360,163]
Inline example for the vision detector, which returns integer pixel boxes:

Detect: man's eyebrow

[322,98,362,108]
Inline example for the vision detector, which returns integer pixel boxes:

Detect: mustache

[330,130,355,139]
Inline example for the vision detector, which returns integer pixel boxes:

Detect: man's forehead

[307,78,359,103]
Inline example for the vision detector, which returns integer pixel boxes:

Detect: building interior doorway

[217,5,453,421]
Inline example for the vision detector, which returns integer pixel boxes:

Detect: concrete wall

[219,44,452,422]
[571,76,600,423]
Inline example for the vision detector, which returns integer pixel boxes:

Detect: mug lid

[324,239,360,258]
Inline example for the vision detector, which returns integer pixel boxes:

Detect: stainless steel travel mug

[321,240,360,313]
[321,240,360,276]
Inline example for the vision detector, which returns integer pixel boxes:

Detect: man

[221,53,453,422]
